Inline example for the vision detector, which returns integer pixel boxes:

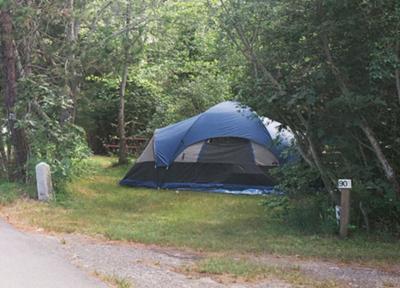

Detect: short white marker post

[36,162,54,201]
[338,179,351,238]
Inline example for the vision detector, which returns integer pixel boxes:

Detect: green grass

[93,271,132,288]
[186,257,339,287]
[0,181,27,205]
[3,156,400,266]
[193,257,285,278]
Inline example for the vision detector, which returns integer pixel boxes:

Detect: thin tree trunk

[359,201,370,233]
[118,60,129,165]
[61,0,80,124]
[278,113,315,168]
[307,135,335,196]
[395,68,400,105]
[118,2,131,165]
[395,41,400,105]
[360,120,400,199]
[296,111,335,198]
[0,134,8,179]
[292,133,315,168]
[0,9,28,180]
[320,19,400,198]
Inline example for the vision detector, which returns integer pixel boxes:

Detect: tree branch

[395,41,400,105]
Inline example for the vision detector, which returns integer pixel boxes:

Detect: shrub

[17,76,92,195]
[0,182,26,205]
[264,195,338,234]
[27,124,91,194]
[270,162,400,236]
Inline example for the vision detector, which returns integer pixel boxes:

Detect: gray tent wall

[136,136,278,166]
[121,136,279,192]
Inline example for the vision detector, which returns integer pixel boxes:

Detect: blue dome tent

[120,101,280,194]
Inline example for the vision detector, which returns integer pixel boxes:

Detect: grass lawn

[1,156,399,266]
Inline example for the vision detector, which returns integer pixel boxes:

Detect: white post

[36,162,54,201]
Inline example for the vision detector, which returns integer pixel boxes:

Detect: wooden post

[338,179,351,238]
[339,188,350,238]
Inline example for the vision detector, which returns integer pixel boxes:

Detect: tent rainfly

[120,101,280,194]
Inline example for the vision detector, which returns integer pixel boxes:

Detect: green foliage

[138,0,233,127]
[78,75,157,153]
[264,194,337,235]
[0,182,24,205]
[17,76,91,192]
[351,181,400,236]
[27,124,91,193]
[271,163,323,197]
[2,0,399,237]
[268,162,337,234]
[215,0,400,234]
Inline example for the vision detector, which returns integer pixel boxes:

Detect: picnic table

[103,136,148,155]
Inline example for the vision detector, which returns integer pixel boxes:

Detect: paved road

[0,219,106,288]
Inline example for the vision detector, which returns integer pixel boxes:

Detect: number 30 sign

[338,179,352,189]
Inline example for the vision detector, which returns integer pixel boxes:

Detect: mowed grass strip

[2,156,400,266]
[184,257,339,287]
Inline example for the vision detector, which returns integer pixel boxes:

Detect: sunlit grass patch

[185,256,339,287]
[93,271,132,288]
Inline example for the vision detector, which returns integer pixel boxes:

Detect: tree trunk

[360,120,400,199]
[0,9,28,180]
[296,111,335,199]
[118,61,129,165]
[118,2,131,165]
[0,133,9,179]
[307,134,335,197]
[320,20,400,199]
[61,0,80,125]
[395,41,400,105]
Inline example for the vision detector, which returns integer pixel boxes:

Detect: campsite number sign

[337,179,352,189]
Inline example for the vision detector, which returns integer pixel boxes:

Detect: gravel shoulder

[2,216,400,288]
[59,233,400,288]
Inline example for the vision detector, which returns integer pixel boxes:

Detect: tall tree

[0,7,28,180]
[61,0,82,124]
[118,1,132,165]
[215,0,400,201]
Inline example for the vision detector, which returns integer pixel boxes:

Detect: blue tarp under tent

[120,101,281,195]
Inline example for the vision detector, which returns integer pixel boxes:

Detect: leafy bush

[27,123,91,194]
[351,180,400,237]
[0,182,25,205]
[271,163,323,197]
[264,195,338,235]
[270,161,400,236]
[78,76,158,154]
[18,76,92,194]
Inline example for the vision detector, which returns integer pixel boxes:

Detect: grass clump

[194,257,281,279]
[188,257,339,287]
[0,182,27,205]
[93,271,132,288]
